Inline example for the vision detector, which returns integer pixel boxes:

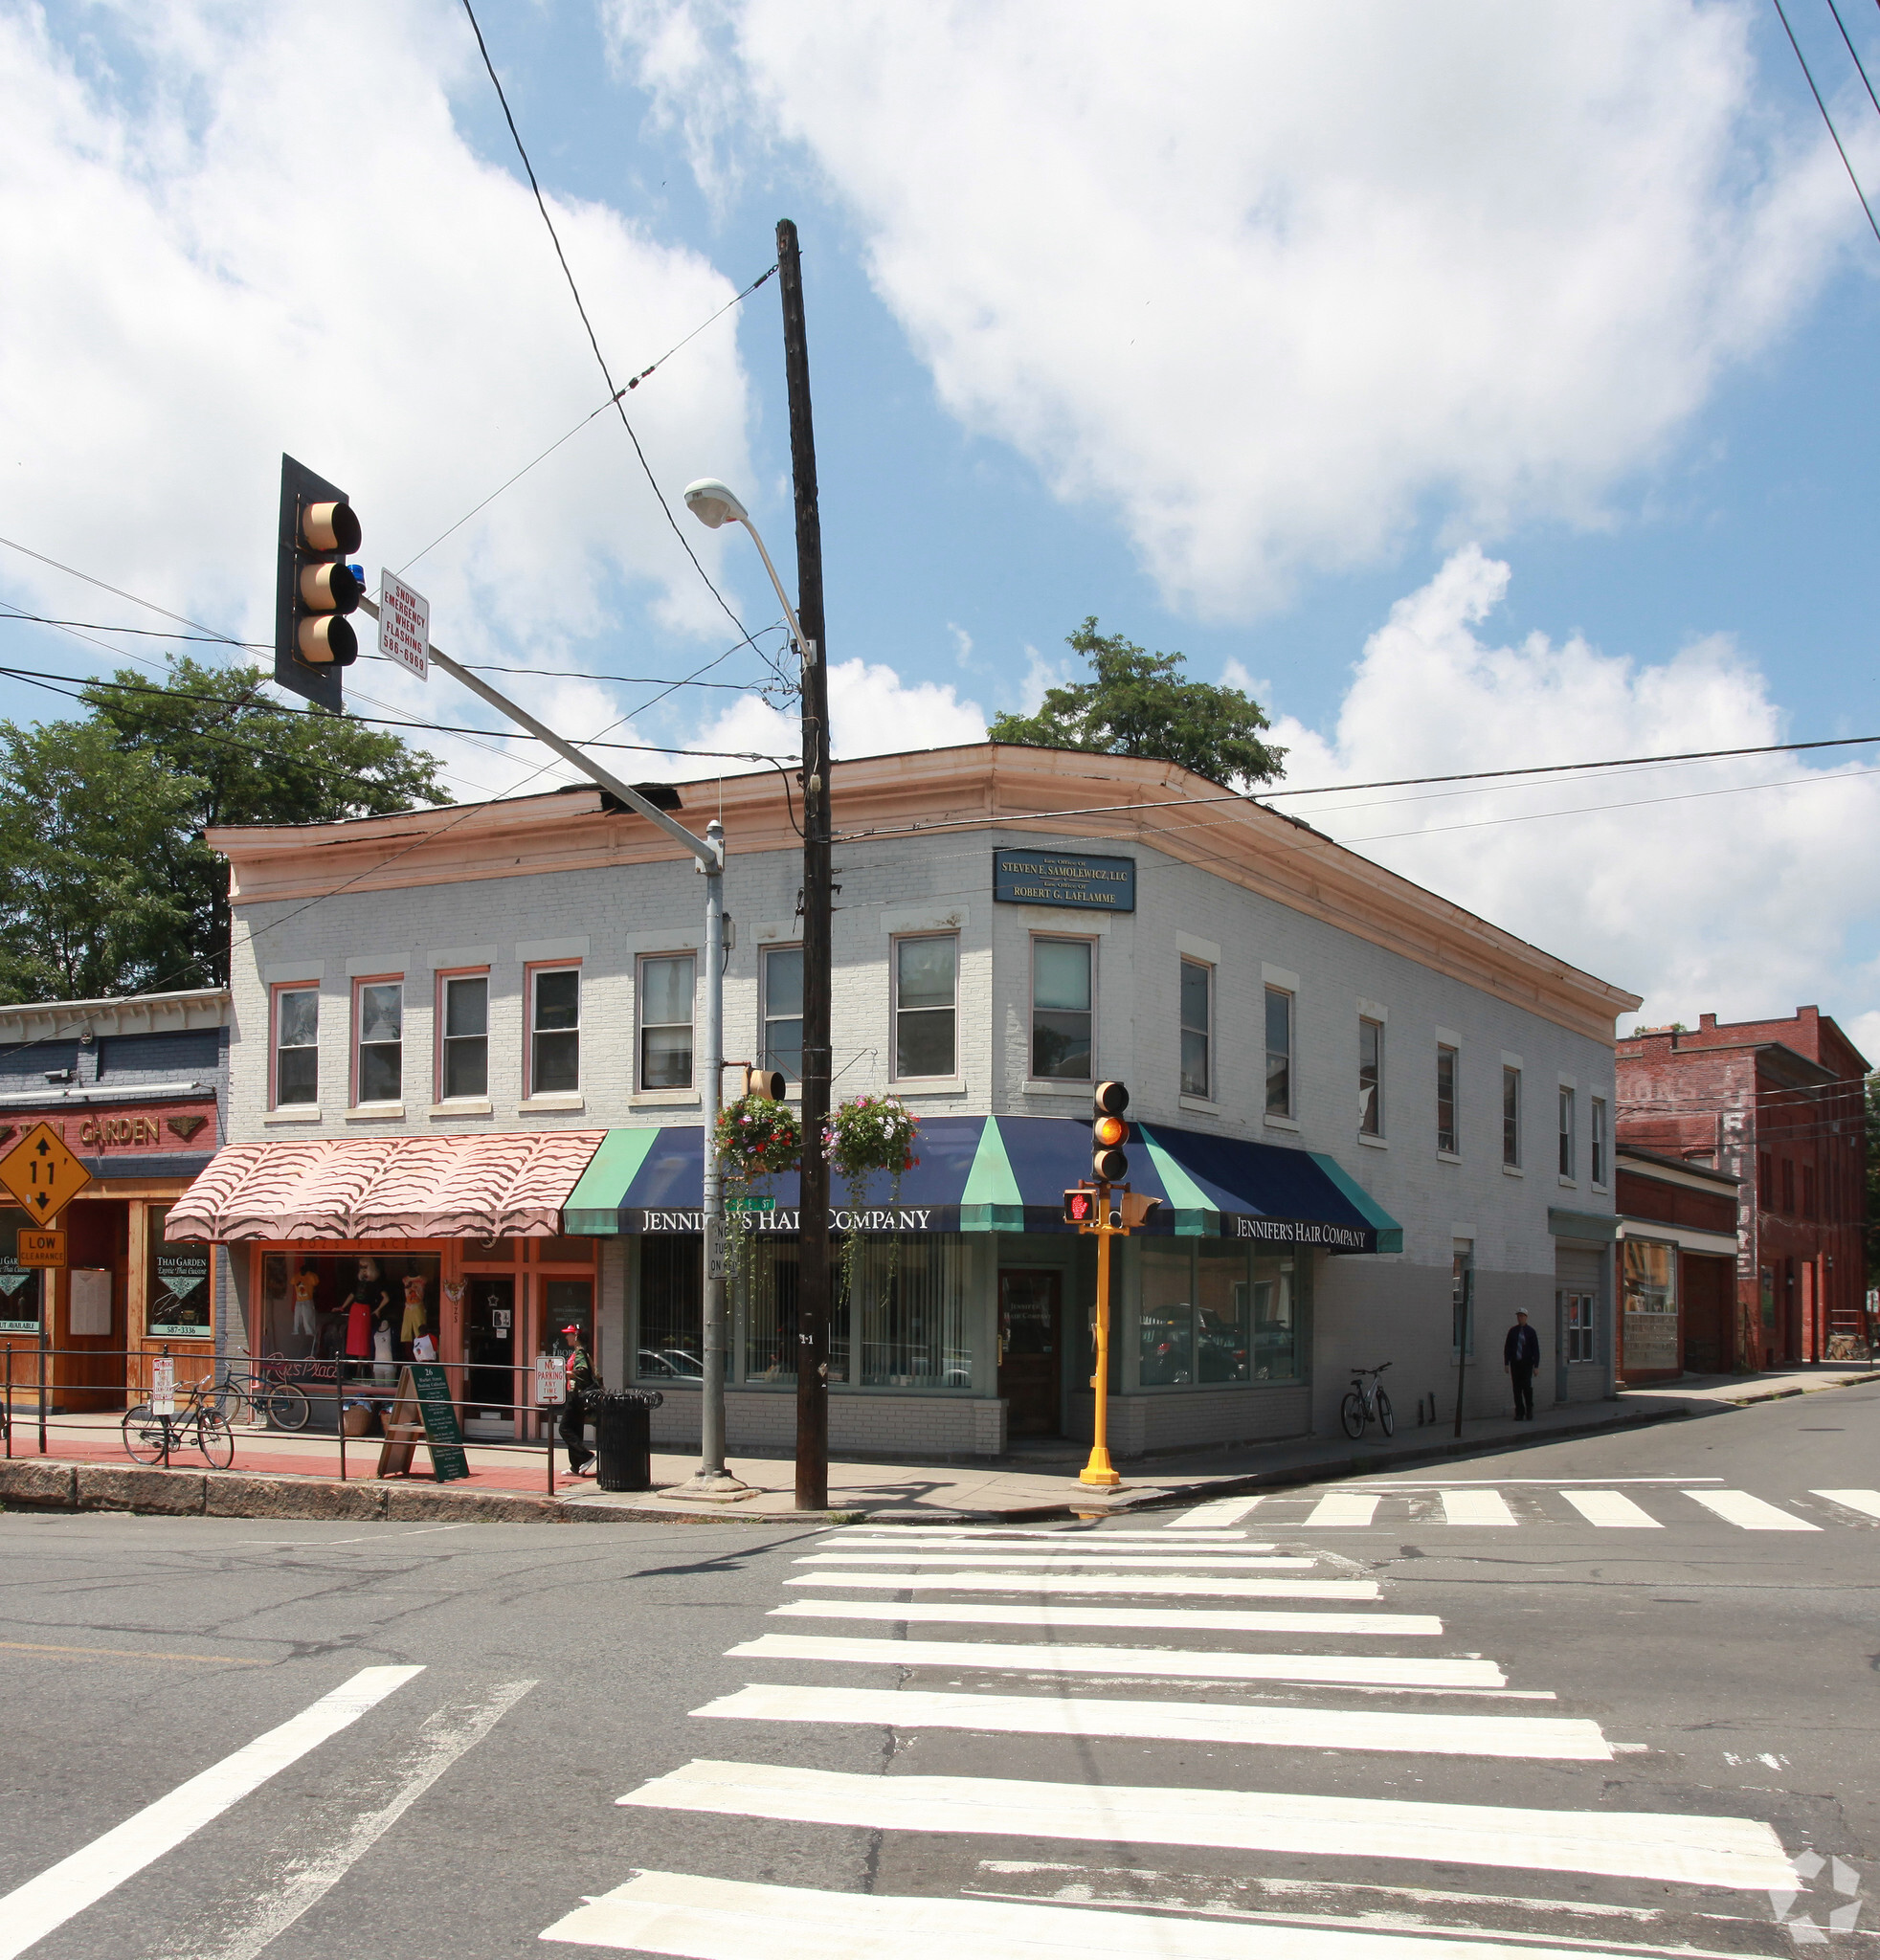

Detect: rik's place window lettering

[275,987,318,1106]
[1180,958,1211,1099]
[356,982,402,1104]
[762,944,804,1083]
[1032,938,1092,1080]
[1358,1016,1383,1137]
[639,954,695,1089]
[894,935,958,1080]
[148,1207,212,1337]
[441,973,489,1100]
[0,1209,43,1332]
[530,968,581,1094]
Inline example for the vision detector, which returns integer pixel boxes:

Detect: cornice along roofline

[209,743,1639,1042]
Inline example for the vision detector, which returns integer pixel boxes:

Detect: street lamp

[683,480,816,671]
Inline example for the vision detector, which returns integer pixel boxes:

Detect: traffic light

[1092,1080,1130,1182]
[275,454,364,710]
[1063,1187,1096,1227]
[746,1067,786,1102]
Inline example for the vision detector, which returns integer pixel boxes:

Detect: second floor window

[275,988,318,1106]
[1265,987,1292,1115]
[894,935,957,1079]
[1180,959,1211,1098]
[355,982,402,1103]
[762,945,804,1083]
[530,968,580,1094]
[1436,1043,1458,1153]
[1502,1065,1521,1167]
[639,954,695,1089]
[1591,1095,1607,1185]
[1033,938,1092,1080]
[1558,1085,1576,1178]
[440,974,488,1100]
[1358,1017,1382,1136]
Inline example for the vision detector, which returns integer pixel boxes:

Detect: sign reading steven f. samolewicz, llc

[994,849,1135,912]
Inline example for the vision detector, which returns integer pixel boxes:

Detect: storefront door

[998,1269,1062,1437]
[466,1274,518,1435]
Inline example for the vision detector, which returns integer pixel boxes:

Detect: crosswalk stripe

[727,1632,1506,1689]
[693,1682,1613,1761]
[1439,1489,1518,1526]
[785,1570,1381,1601]
[769,1599,1444,1637]
[1811,1488,1880,1522]
[823,1530,1265,1547]
[1686,1489,1821,1532]
[1559,1490,1662,1528]
[797,1550,1315,1570]
[1307,1492,1381,1527]
[616,1761,1792,1890]
[0,1664,424,1960]
[541,1867,1647,1960]
[1167,1494,1265,1528]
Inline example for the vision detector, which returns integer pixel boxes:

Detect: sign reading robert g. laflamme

[994,849,1135,912]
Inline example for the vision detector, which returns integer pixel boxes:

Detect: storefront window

[147,1207,212,1337]
[1139,1242,1298,1387]
[638,1236,703,1381]
[743,1238,804,1383]
[1623,1239,1679,1371]
[0,1209,43,1333]
[259,1249,440,1366]
[850,1235,974,1390]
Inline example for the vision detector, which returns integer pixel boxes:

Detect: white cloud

[612,0,1858,616]
[1269,546,1880,1042]
[0,1,764,800]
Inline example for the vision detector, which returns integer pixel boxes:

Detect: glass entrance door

[465,1274,517,1436]
[998,1269,1062,1437]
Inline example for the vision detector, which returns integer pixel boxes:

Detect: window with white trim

[1032,937,1093,1080]
[1558,1085,1577,1179]
[1180,958,1211,1099]
[638,954,695,1089]
[529,967,580,1094]
[274,987,318,1106]
[1565,1291,1595,1363]
[439,973,488,1100]
[1502,1065,1521,1168]
[1591,1095,1607,1185]
[354,981,402,1104]
[893,935,957,1079]
[1265,986,1292,1116]
[1436,1043,1458,1154]
[762,944,804,1084]
[1358,1016,1383,1136]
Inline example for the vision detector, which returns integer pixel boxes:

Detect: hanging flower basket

[822,1095,921,1309]
[712,1092,802,1298]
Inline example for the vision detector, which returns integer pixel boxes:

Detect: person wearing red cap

[560,1323,598,1475]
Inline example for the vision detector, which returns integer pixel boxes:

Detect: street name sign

[0,1122,93,1223]
[377,569,430,681]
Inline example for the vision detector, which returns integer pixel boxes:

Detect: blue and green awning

[562,1115,1399,1254]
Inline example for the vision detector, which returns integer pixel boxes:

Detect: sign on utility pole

[377,570,430,681]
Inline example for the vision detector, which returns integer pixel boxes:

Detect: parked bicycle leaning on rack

[123,1375,235,1468]
[1340,1362,1395,1439]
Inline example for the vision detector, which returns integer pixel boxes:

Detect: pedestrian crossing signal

[1063,1188,1095,1226]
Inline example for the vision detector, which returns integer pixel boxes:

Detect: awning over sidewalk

[166,1131,607,1242]
[562,1115,1400,1253]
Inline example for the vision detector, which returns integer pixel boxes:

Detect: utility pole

[778,217,832,1511]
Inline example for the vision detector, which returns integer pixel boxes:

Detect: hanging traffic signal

[746,1067,787,1102]
[1092,1080,1130,1182]
[275,454,364,710]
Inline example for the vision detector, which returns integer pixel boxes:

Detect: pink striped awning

[165,1131,607,1242]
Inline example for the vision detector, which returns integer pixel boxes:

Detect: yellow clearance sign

[0,1122,93,1223]
[17,1230,65,1268]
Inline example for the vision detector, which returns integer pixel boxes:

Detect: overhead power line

[1771,0,1880,246]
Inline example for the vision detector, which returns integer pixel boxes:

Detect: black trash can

[589,1389,663,1492]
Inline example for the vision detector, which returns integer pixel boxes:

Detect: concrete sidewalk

[5,1363,1870,1526]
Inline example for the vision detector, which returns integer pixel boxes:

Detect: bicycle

[206,1354,311,1432]
[1340,1362,1395,1440]
[122,1377,236,1469]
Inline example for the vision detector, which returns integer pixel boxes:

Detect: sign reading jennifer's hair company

[994,849,1135,913]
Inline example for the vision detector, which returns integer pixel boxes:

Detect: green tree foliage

[0,658,448,1003]
[988,617,1286,790]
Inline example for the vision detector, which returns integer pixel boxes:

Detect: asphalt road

[0,1384,1875,1959]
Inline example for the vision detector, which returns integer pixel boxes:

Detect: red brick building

[1615,1007,1869,1369]
[1614,1147,1738,1380]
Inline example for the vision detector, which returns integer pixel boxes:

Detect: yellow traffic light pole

[1071,1182,1159,1488]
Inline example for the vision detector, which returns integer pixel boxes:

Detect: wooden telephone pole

[778,219,832,1510]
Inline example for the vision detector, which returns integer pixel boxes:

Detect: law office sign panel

[377,570,430,681]
[994,849,1135,913]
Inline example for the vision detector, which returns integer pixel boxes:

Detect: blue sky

[2,2,1879,1041]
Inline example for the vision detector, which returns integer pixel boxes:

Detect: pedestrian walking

[561,1324,597,1476]
[1505,1308,1541,1420]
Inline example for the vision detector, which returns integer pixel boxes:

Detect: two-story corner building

[168,744,1638,1459]
[1616,1007,1870,1368]
[1,988,231,1412]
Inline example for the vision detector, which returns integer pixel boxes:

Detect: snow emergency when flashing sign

[377,569,430,680]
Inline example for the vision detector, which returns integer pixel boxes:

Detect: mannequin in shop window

[341,1258,391,1380]
[373,1314,395,1385]
[291,1268,320,1345]
[400,1272,428,1359]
